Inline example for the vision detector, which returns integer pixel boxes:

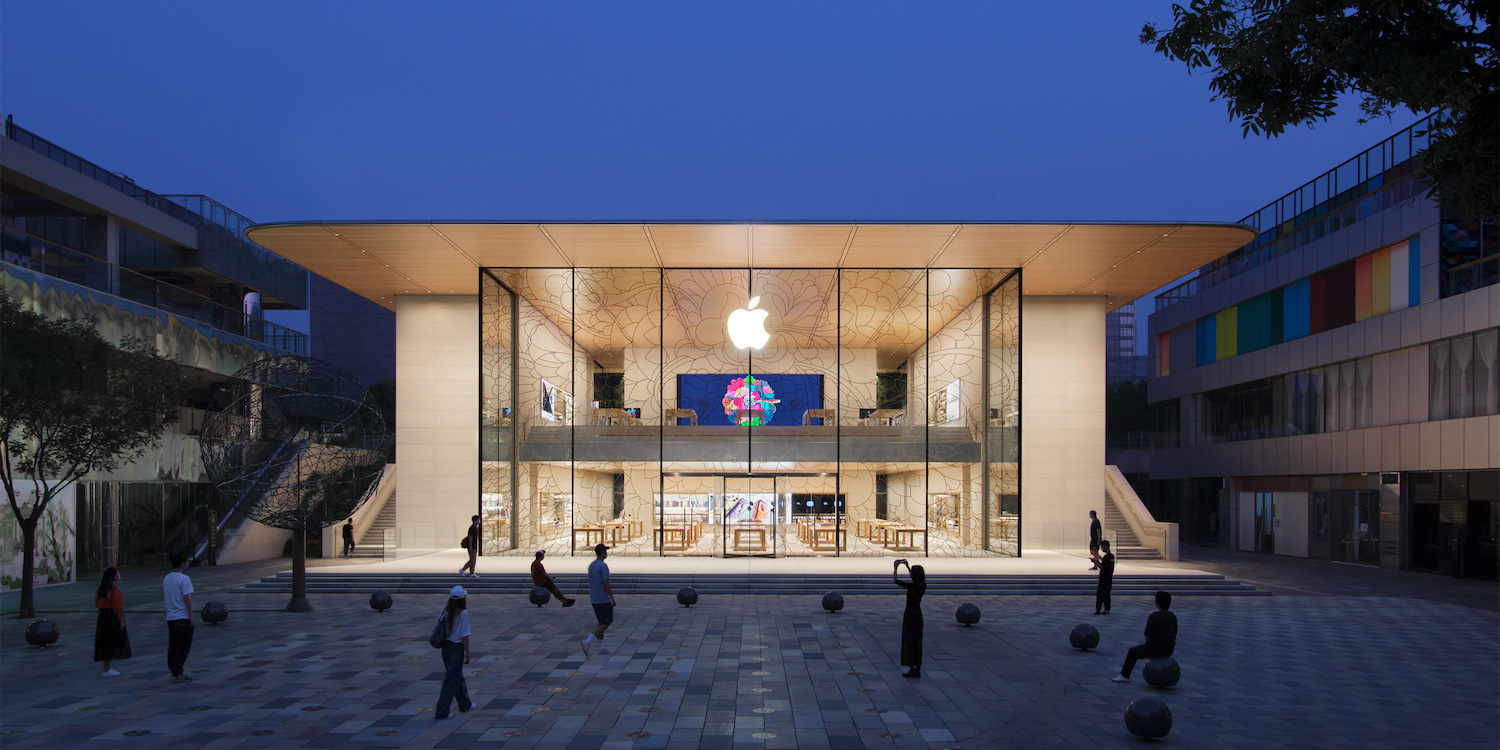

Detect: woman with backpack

[433,586,473,719]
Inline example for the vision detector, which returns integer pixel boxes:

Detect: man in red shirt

[531,550,576,607]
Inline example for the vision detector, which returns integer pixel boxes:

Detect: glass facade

[479,267,1020,558]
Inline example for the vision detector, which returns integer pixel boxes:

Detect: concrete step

[236,572,1266,597]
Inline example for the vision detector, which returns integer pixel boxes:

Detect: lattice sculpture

[200,356,389,610]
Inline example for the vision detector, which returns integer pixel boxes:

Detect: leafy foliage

[1142,0,1498,220]
[0,289,186,616]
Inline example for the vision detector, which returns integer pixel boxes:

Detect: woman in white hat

[434,585,473,719]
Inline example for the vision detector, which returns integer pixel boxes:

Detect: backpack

[428,611,450,648]
[460,536,470,549]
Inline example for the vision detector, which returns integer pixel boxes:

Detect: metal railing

[1157,113,1440,311]
[2,226,308,354]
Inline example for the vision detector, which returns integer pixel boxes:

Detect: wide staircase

[349,494,395,559]
[1105,493,1161,561]
[239,570,1264,597]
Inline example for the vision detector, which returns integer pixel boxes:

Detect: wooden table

[657,526,688,551]
[572,526,605,550]
[595,408,642,426]
[732,526,768,552]
[859,409,906,426]
[802,408,836,426]
[810,526,845,551]
[664,408,697,426]
[991,516,1018,542]
[887,527,926,551]
[734,408,766,425]
[603,523,632,544]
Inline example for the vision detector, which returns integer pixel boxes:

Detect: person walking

[459,515,481,578]
[93,567,131,677]
[434,586,473,718]
[531,550,577,606]
[1112,590,1178,683]
[580,544,614,657]
[162,554,195,682]
[342,518,356,557]
[1094,539,1115,615]
[1088,510,1102,570]
[892,560,926,679]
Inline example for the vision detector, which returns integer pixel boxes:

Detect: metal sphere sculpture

[24,619,59,647]
[1143,657,1181,688]
[529,586,552,607]
[200,356,389,612]
[821,592,844,613]
[370,591,393,611]
[677,587,698,607]
[1124,696,1173,740]
[201,601,229,625]
[956,603,981,626]
[1069,623,1100,651]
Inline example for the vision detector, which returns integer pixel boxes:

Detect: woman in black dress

[93,567,131,677]
[893,560,926,678]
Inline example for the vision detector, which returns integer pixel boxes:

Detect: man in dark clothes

[1094,539,1114,615]
[1112,590,1178,682]
[342,519,355,557]
[459,516,481,578]
[531,550,576,606]
[1088,510,1102,570]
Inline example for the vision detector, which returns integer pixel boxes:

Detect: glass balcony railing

[1,226,308,355]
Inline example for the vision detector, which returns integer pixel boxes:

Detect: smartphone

[895,558,906,565]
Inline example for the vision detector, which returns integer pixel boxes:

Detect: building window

[1430,328,1500,420]
[1440,217,1498,298]
[1195,355,1374,443]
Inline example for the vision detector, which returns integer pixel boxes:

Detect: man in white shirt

[162,554,195,682]
[581,544,615,657]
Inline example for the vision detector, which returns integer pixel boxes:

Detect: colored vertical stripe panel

[1409,235,1421,308]
[1371,247,1391,316]
[1196,317,1216,366]
[1324,262,1356,329]
[1216,306,1238,360]
[1158,332,1171,376]
[1389,241,1410,312]
[1354,254,1373,320]
[1284,278,1311,340]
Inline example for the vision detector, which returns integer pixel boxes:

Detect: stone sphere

[1144,657,1180,688]
[369,591,393,611]
[956,603,981,626]
[677,587,698,607]
[1069,623,1100,651]
[1124,696,1173,739]
[821,592,844,613]
[201,601,229,625]
[24,619,59,647]
[529,586,551,607]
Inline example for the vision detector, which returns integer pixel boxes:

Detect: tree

[1141,0,1498,220]
[0,290,186,618]
[200,357,388,612]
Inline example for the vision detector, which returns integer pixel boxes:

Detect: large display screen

[677,374,823,426]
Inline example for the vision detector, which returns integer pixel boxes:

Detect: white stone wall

[395,295,480,552]
[1019,296,1106,551]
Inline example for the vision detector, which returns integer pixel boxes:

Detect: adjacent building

[1144,114,1499,580]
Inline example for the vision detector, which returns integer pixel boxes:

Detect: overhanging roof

[245,222,1256,313]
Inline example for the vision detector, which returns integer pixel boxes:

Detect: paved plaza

[2,554,1496,749]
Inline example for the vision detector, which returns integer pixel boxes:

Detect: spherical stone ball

[956,603,981,626]
[1069,623,1100,651]
[677,587,698,607]
[24,619,59,648]
[201,601,229,625]
[821,592,844,613]
[529,586,551,607]
[1124,696,1173,739]
[1143,657,1181,688]
[369,591,393,612]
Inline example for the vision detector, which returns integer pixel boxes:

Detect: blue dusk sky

[0,1,1425,344]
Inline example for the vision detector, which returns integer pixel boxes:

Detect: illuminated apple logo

[727,296,770,349]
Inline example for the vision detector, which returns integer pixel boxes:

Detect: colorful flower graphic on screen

[721,376,780,425]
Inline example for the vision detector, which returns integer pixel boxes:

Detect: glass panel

[1451,334,1474,419]
[987,272,1021,555]
[1479,330,1500,416]
[1430,339,1451,420]
[480,271,516,555]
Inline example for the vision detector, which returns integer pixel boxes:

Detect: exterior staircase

[350,493,395,559]
[1104,493,1161,560]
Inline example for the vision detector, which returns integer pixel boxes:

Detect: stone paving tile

[2,592,1497,748]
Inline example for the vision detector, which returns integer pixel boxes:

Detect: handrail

[1,226,308,354]
[350,464,397,548]
[1104,465,1178,561]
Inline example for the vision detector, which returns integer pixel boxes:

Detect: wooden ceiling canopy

[245,221,1256,316]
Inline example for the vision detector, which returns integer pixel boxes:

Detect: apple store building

[247,223,1252,559]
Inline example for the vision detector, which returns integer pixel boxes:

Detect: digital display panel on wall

[677,374,823,426]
